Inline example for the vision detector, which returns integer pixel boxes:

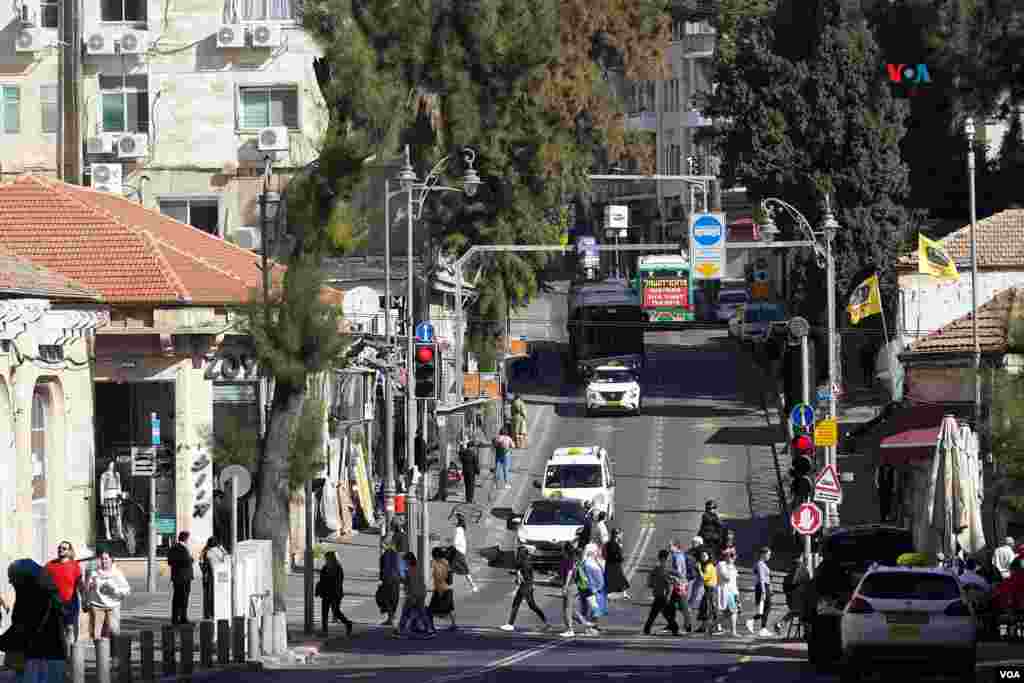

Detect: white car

[535,446,615,519]
[840,564,977,681]
[506,498,589,573]
[585,365,641,415]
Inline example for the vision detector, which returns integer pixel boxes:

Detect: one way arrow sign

[813,463,842,504]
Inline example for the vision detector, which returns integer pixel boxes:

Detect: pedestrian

[414,430,428,480]
[395,553,432,638]
[199,537,225,620]
[686,537,704,630]
[668,539,694,633]
[166,531,195,625]
[721,530,738,563]
[459,439,480,503]
[774,556,806,634]
[317,551,353,637]
[451,513,479,592]
[376,537,403,626]
[428,547,457,631]
[643,549,679,636]
[0,559,68,683]
[698,501,724,557]
[697,550,718,637]
[511,395,528,449]
[492,429,515,490]
[500,546,551,632]
[594,511,611,552]
[44,540,82,654]
[578,502,595,548]
[994,537,1015,582]
[604,529,630,600]
[558,542,584,637]
[581,542,607,631]
[716,552,740,636]
[746,546,773,637]
[83,552,130,642]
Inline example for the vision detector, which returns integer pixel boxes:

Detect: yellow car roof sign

[557,446,595,457]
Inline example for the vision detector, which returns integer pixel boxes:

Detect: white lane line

[424,640,564,683]
[625,524,654,584]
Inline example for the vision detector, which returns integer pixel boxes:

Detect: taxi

[584,363,641,416]
[533,446,616,519]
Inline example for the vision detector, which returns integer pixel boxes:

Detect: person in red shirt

[45,540,83,654]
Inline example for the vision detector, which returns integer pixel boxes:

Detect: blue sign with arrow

[790,402,815,429]
[692,214,724,247]
[415,321,434,342]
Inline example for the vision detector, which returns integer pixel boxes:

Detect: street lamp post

[388,144,480,586]
[759,196,839,528]
[965,117,982,434]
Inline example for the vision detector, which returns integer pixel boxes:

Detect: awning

[876,405,949,465]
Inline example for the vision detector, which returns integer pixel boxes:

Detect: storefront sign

[642,283,688,309]
[155,515,176,535]
[151,412,161,446]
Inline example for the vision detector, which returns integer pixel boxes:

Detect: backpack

[398,554,408,579]
[574,560,590,593]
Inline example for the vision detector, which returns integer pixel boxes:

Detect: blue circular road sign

[692,215,724,247]
[790,402,815,428]
[415,321,434,342]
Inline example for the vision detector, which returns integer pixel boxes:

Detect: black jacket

[318,562,344,600]
[0,576,66,660]
[514,553,536,586]
[459,446,480,475]
[167,542,194,583]
[698,512,723,548]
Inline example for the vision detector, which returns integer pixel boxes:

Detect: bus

[633,254,693,322]
[567,278,645,379]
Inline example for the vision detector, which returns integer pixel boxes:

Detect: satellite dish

[218,464,252,497]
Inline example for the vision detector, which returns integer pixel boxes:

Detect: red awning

[876,405,948,465]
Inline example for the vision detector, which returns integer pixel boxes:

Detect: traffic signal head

[791,432,815,476]
[414,342,439,400]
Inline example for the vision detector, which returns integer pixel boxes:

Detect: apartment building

[1,0,326,247]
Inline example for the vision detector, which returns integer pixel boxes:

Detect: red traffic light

[792,434,814,452]
[416,345,434,363]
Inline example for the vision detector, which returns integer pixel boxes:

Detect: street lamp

[383,144,480,586]
[759,195,839,529]
[964,117,981,435]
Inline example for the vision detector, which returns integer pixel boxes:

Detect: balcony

[626,111,657,132]
[679,32,715,56]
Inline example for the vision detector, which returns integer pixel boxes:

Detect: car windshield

[593,370,634,384]
[859,573,960,601]
[545,464,602,489]
[525,501,587,525]
[825,532,914,566]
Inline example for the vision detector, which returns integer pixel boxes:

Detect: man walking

[459,438,480,503]
[644,550,679,635]
[493,429,515,489]
[501,546,551,632]
[167,531,195,625]
[45,541,82,653]
[746,546,773,637]
[668,540,693,632]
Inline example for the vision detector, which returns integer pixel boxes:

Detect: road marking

[739,655,751,663]
[699,456,723,465]
[625,524,654,584]
[424,640,564,683]
[728,666,740,672]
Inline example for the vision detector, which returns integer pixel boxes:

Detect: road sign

[814,418,838,447]
[415,321,434,342]
[604,205,629,229]
[813,464,842,504]
[816,385,831,403]
[218,464,252,498]
[132,447,156,477]
[689,212,726,281]
[790,402,815,428]
[791,502,823,535]
[151,412,161,446]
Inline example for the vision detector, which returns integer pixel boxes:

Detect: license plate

[607,401,622,407]
[888,624,921,640]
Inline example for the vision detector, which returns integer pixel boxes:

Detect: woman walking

[500,546,551,632]
[697,550,719,637]
[428,547,457,631]
[594,511,611,553]
[604,529,630,600]
[492,429,515,490]
[558,542,583,637]
[199,537,226,620]
[581,542,607,634]
[377,538,403,626]
[511,395,528,449]
[0,559,68,683]
[451,513,479,592]
[716,551,740,636]
[317,551,353,637]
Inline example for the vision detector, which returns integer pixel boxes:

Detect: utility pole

[382,180,396,549]
[800,332,813,572]
[822,198,839,529]
[965,118,982,440]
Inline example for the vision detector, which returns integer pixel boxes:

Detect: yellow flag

[848,274,882,325]
[918,233,959,280]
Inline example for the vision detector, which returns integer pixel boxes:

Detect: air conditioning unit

[216,25,245,48]
[15,28,41,52]
[85,32,115,55]
[90,163,123,193]
[19,2,37,26]
[229,226,262,251]
[117,132,148,158]
[119,31,147,54]
[257,126,289,153]
[87,133,118,155]
[249,24,279,48]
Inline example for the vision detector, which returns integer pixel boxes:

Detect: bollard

[259,612,272,657]
[140,630,155,681]
[71,640,87,683]
[233,616,248,664]
[217,619,231,666]
[179,625,194,675]
[199,621,214,668]
[161,626,176,676]
[272,612,287,655]
[96,638,112,683]
[114,634,133,683]
[246,616,259,662]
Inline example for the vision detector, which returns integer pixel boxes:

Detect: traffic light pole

[800,334,813,572]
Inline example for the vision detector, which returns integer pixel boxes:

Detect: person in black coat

[459,440,480,503]
[697,500,724,556]
[166,531,195,625]
[317,551,353,636]
[604,528,631,599]
[0,559,68,679]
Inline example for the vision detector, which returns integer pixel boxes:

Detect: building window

[99,75,148,133]
[31,388,47,500]
[1,87,19,134]
[40,0,59,28]
[41,85,58,134]
[100,0,146,22]
[159,196,220,235]
[240,0,293,20]
[239,86,298,129]
[37,345,63,362]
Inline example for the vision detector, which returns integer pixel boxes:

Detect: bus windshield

[578,305,644,359]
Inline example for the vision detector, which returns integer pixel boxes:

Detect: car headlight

[517,530,528,544]
[627,386,640,396]
[587,391,600,401]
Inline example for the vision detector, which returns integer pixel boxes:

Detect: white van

[533,446,616,519]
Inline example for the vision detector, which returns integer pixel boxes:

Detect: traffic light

[790,430,815,503]
[414,342,439,400]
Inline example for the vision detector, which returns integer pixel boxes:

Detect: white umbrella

[957,423,986,553]
[926,415,959,558]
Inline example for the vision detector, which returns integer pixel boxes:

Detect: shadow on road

[478,545,517,569]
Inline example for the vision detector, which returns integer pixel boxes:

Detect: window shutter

[3,87,19,134]
[241,89,269,129]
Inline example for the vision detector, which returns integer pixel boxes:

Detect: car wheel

[961,647,977,679]
[838,656,861,683]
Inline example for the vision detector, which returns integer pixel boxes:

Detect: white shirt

[595,520,610,547]
[716,560,739,611]
[454,526,467,556]
[994,545,1015,579]
[85,566,130,609]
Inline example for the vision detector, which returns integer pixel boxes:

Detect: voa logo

[886,63,931,85]
[999,670,1021,679]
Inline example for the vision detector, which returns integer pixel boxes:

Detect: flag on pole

[918,233,960,280]
[848,274,883,324]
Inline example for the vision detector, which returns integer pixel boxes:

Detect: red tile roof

[0,243,102,301]
[0,176,342,306]
[898,209,1024,269]
[905,287,1019,355]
